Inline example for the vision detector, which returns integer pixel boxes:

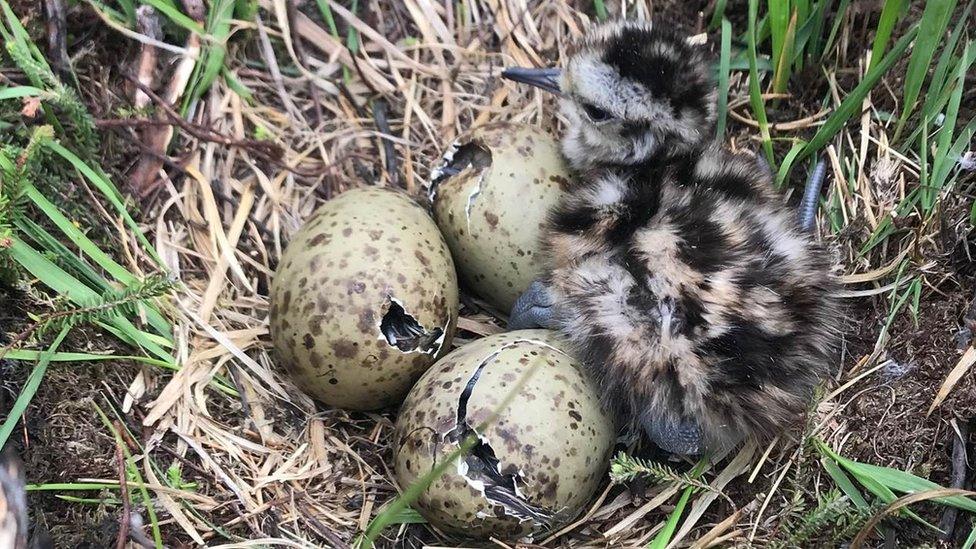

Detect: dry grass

[4,0,976,547]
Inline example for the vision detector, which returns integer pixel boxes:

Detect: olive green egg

[428,124,570,313]
[269,187,459,411]
[393,330,615,539]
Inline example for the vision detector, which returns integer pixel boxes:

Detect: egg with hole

[270,187,459,410]
[392,330,615,539]
[428,124,570,313]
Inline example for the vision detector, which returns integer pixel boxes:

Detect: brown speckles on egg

[484,211,499,229]
[269,187,459,411]
[331,339,358,359]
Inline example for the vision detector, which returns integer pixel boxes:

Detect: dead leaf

[20,97,41,118]
[927,345,976,416]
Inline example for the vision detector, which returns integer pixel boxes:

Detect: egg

[270,187,459,410]
[428,124,570,313]
[392,330,615,539]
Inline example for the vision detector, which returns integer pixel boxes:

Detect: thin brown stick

[372,99,401,188]
[43,0,71,80]
[114,422,131,549]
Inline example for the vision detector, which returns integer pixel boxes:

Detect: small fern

[770,493,887,548]
[5,42,96,156]
[0,125,57,278]
[609,452,715,494]
[31,275,175,338]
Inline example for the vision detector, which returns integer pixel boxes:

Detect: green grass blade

[0,0,54,77]
[0,85,46,100]
[817,439,976,514]
[870,0,906,71]
[775,140,808,188]
[8,238,173,361]
[716,19,732,139]
[798,25,917,161]
[930,44,974,190]
[3,349,173,369]
[647,458,709,549]
[13,214,172,340]
[0,327,70,449]
[901,1,974,148]
[221,67,253,102]
[821,0,852,60]
[139,0,204,34]
[748,0,775,166]
[314,0,340,37]
[45,141,162,264]
[896,0,957,133]
[593,0,608,20]
[27,482,125,491]
[16,216,113,292]
[114,0,136,24]
[771,9,798,94]
[934,115,976,189]
[768,0,790,78]
[22,182,137,285]
[185,0,235,108]
[964,524,976,549]
[709,0,728,30]
[821,457,870,509]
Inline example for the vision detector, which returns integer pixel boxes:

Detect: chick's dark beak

[501,67,562,95]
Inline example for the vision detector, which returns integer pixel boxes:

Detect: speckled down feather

[540,21,840,451]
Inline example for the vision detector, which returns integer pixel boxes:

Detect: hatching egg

[428,124,570,313]
[270,187,459,410]
[393,330,615,539]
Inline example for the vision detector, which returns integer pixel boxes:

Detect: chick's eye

[582,103,612,122]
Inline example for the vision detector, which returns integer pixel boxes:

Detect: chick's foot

[508,280,557,330]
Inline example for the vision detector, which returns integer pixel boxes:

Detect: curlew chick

[503,21,838,455]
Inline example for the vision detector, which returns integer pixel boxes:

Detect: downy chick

[503,21,838,455]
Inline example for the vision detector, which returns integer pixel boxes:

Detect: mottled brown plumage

[505,21,839,454]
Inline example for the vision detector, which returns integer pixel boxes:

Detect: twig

[124,74,333,178]
[124,74,284,160]
[224,360,256,432]
[939,421,970,541]
[43,0,72,83]
[132,6,162,110]
[300,500,352,549]
[372,99,401,188]
[114,421,131,549]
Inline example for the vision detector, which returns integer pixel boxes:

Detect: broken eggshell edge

[427,123,570,313]
[269,186,459,411]
[393,329,615,540]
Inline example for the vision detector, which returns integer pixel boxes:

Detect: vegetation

[0,0,973,546]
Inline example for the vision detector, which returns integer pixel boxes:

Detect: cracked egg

[270,187,459,410]
[393,330,614,539]
[428,124,570,313]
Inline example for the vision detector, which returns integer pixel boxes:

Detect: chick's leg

[508,279,558,330]
[642,414,704,456]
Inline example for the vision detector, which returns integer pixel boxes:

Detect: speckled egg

[270,187,459,410]
[393,330,615,539]
[428,124,570,313]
